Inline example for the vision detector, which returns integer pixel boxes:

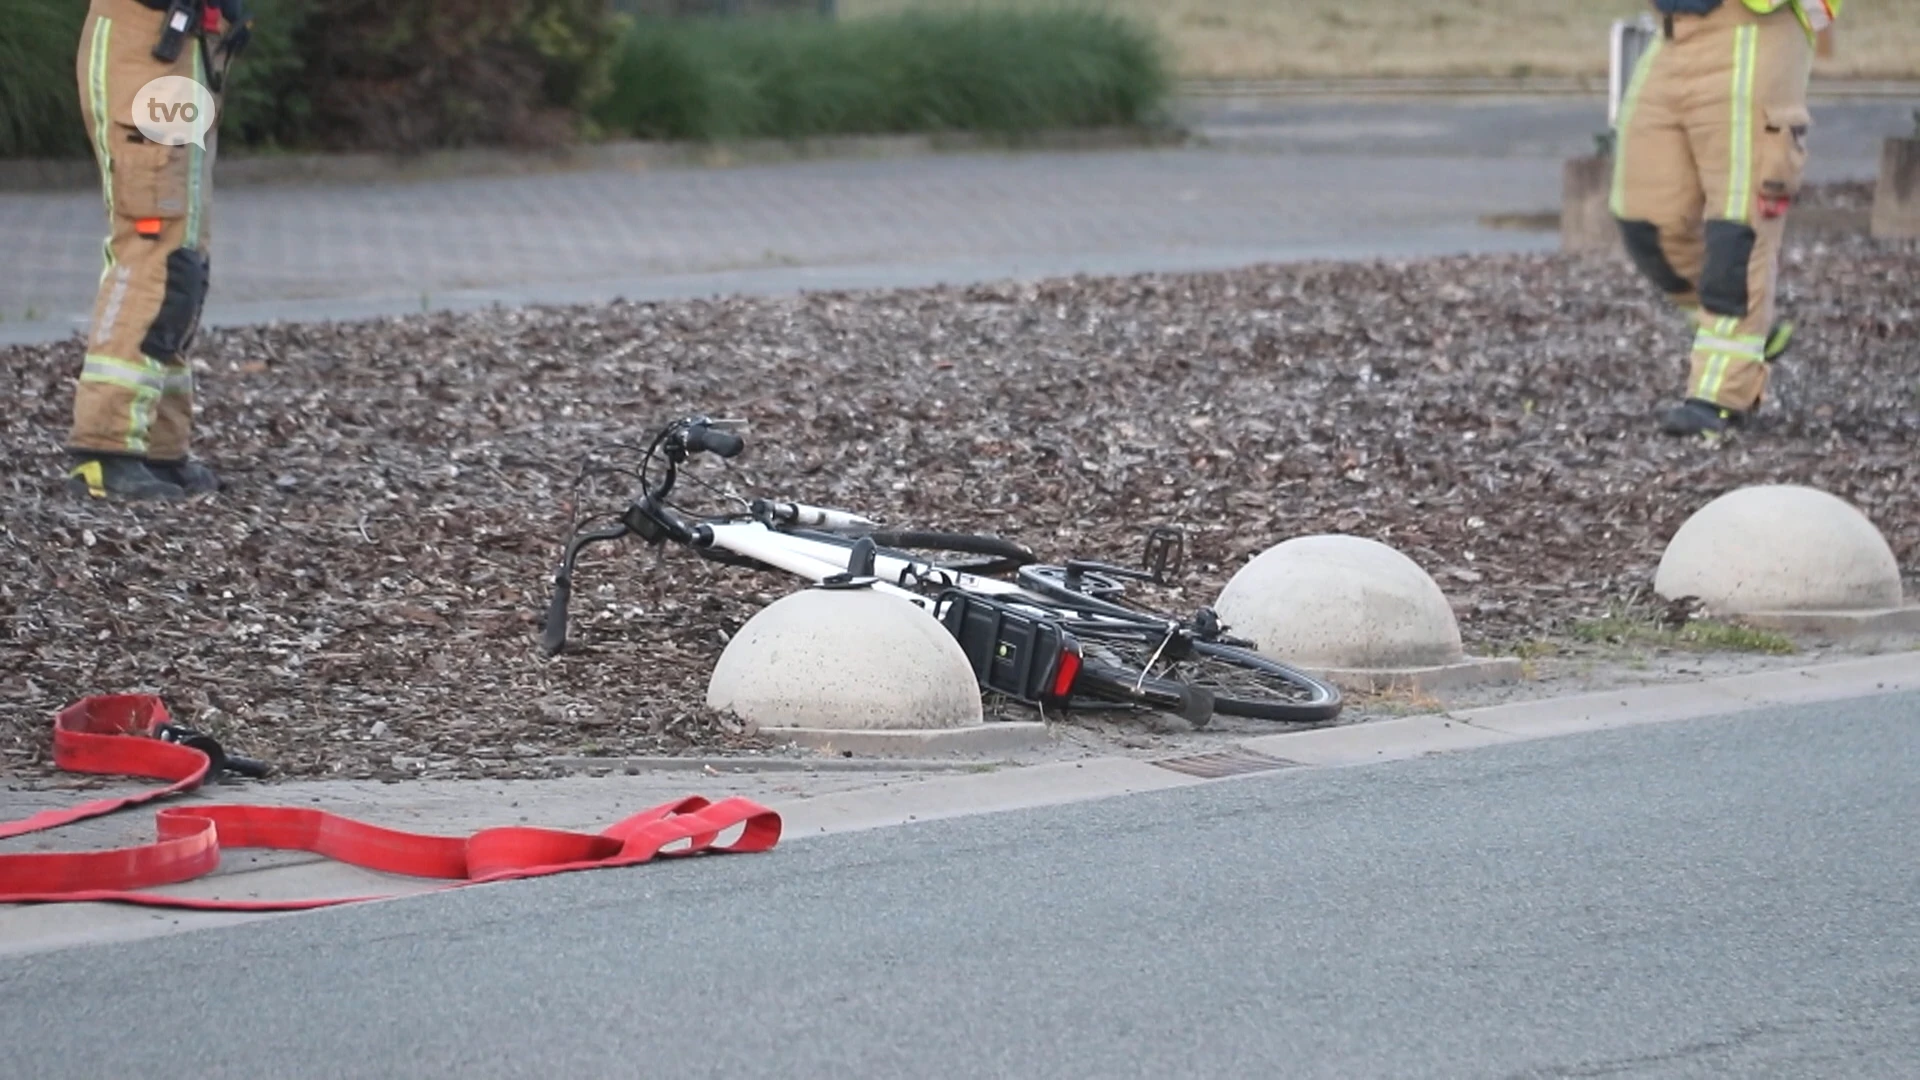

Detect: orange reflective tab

[134,218,163,237]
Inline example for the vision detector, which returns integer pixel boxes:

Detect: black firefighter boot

[1659,320,1791,438]
[147,458,222,494]
[1659,398,1746,437]
[66,454,185,501]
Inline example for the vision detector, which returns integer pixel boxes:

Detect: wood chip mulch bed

[4,228,1915,780]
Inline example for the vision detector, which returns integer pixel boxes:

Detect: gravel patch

[4,229,1915,780]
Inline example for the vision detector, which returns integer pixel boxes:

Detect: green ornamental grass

[592,9,1169,142]
[1,4,1167,157]
[0,0,88,159]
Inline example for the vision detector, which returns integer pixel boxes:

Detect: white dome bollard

[1655,485,1907,617]
[1213,535,1517,691]
[709,586,981,730]
[706,585,1050,756]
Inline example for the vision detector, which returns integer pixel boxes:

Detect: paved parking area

[3,147,1564,340]
[2,96,1904,340]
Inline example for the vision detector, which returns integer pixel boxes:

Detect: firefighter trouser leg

[1611,3,1813,413]
[70,0,217,463]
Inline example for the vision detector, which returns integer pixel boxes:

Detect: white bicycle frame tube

[700,521,1028,606]
[693,512,1194,700]
[760,500,878,532]
[698,519,1148,632]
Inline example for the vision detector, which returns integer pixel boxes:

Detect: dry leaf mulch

[4,231,1916,780]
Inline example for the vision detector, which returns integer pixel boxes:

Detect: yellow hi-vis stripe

[1610,36,1664,218]
[81,354,168,393]
[187,37,206,246]
[1691,317,1762,403]
[1724,26,1759,222]
[88,17,114,272]
[1695,333,1767,357]
[80,354,165,455]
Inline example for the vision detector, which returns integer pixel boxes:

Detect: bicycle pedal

[1144,525,1186,584]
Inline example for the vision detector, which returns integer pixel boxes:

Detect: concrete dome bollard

[1212,535,1515,693]
[707,585,984,732]
[1655,484,1904,614]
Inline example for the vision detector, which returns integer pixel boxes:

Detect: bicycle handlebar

[682,423,743,459]
[539,416,743,658]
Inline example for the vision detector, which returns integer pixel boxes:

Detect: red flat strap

[0,695,783,910]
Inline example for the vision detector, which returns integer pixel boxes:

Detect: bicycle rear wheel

[1072,629,1342,724]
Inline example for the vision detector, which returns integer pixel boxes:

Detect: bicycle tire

[1015,563,1160,622]
[1070,629,1343,724]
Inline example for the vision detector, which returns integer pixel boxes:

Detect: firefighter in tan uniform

[1610,0,1840,438]
[66,0,248,500]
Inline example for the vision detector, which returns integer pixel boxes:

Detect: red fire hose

[0,695,782,911]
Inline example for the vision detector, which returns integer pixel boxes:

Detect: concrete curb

[1429,651,1917,742]
[1734,606,1920,643]
[775,653,1920,808]
[755,722,1055,758]
[543,755,996,774]
[7,651,1915,958]
[1174,76,1920,100]
[1241,714,1517,765]
[1315,656,1524,694]
[0,124,1192,194]
[773,757,1195,837]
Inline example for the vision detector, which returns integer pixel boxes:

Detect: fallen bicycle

[539,414,1343,729]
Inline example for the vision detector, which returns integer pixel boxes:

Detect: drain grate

[1149,747,1300,779]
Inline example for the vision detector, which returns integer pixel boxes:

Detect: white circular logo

[133,75,217,148]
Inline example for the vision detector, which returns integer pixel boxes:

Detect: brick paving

[5,95,1903,339]
[2,145,1565,339]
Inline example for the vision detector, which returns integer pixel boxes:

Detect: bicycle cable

[1134,627,1175,692]
[562,441,656,538]
[673,463,754,517]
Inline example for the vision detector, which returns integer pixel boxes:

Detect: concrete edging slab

[1733,606,1920,642]
[1173,76,1920,100]
[775,757,1201,838]
[1239,714,1520,766]
[543,755,991,774]
[1291,651,1920,747]
[756,722,1054,758]
[1314,656,1524,694]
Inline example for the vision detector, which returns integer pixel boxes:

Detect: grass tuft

[1569,610,1798,655]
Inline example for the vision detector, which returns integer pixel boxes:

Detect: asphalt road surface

[7,692,1918,1079]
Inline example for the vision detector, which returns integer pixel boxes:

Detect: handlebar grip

[540,575,573,656]
[220,754,272,780]
[685,424,744,459]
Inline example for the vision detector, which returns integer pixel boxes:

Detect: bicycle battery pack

[936,591,1079,706]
